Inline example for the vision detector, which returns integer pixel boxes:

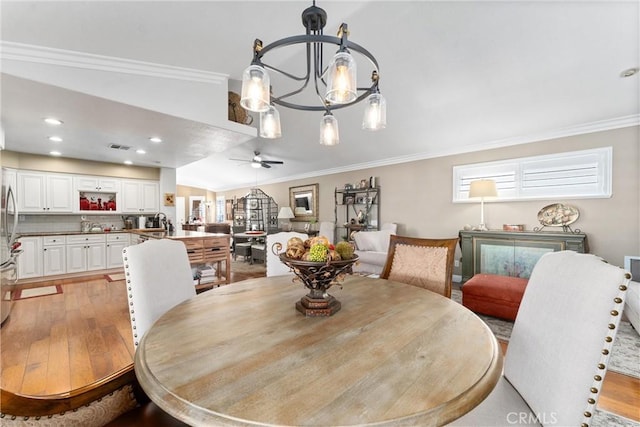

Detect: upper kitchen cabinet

[17,171,73,213]
[75,176,120,192]
[74,175,121,212]
[121,180,159,213]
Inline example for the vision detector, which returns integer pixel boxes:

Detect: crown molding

[1,41,227,84]
[219,114,640,191]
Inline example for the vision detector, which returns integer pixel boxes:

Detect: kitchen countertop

[137,229,230,240]
[18,228,167,237]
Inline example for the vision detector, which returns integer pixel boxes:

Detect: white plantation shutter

[453,147,612,202]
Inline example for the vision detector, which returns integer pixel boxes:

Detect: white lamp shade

[362,92,387,130]
[325,51,357,104]
[260,105,281,139]
[278,207,295,219]
[469,179,498,198]
[320,113,340,146]
[240,64,271,112]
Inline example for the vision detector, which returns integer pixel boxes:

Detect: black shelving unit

[334,186,380,242]
[232,188,278,233]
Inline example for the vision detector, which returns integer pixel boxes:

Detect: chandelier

[240,1,386,145]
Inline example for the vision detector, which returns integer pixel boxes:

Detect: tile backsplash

[16,214,127,234]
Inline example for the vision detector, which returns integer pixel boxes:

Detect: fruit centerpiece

[274,236,358,317]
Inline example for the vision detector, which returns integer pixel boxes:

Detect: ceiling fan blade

[229,158,251,162]
[261,162,272,169]
[262,160,284,164]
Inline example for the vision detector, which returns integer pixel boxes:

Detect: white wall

[223,126,639,270]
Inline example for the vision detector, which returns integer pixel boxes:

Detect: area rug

[230,259,266,275]
[13,285,62,300]
[450,289,640,379]
[105,273,126,282]
[592,409,640,427]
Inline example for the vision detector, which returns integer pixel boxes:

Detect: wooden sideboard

[459,230,588,282]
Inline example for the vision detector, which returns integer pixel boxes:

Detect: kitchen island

[135,229,231,290]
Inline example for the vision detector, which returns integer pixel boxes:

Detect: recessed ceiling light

[136,149,146,154]
[49,136,63,142]
[44,118,63,125]
[620,67,639,78]
[124,160,133,165]
[149,137,162,143]
[49,151,62,156]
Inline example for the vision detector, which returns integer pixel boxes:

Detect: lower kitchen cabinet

[17,236,43,279]
[66,234,107,273]
[17,232,133,281]
[106,233,130,268]
[43,236,66,276]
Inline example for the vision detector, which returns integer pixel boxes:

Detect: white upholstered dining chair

[122,239,196,348]
[450,251,631,426]
[318,221,335,244]
[266,231,308,277]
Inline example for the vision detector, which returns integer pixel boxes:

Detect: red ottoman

[462,274,528,321]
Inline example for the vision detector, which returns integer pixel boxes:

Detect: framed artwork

[164,193,175,207]
[289,183,319,222]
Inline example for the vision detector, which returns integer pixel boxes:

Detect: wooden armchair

[380,235,459,298]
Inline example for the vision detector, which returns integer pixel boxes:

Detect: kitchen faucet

[154,212,168,230]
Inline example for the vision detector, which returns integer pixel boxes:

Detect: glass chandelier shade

[240,65,271,112]
[320,112,340,146]
[259,105,282,139]
[240,2,385,145]
[325,51,357,104]
[362,92,387,130]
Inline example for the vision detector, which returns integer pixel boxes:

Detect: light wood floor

[2,268,638,421]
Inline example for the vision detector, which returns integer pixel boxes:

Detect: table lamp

[278,206,295,231]
[469,179,497,231]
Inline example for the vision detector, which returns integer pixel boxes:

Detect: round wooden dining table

[135,275,503,426]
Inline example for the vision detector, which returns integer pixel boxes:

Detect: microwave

[624,256,640,282]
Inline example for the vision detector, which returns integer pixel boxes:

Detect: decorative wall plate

[537,203,580,227]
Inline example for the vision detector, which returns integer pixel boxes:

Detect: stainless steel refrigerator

[1,168,21,325]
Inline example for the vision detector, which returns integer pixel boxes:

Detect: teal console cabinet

[459,230,589,283]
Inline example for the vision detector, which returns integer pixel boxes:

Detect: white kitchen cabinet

[17,236,43,279]
[17,171,73,213]
[74,175,121,213]
[106,233,130,268]
[121,180,159,213]
[66,234,106,273]
[43,236,66,276]
[74,176,121,192]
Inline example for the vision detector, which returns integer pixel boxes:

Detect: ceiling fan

[230,151,284,169]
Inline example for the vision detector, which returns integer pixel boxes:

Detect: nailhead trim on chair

[580,271,630,427]
[122,248,140,347]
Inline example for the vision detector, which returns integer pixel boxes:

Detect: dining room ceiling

[1,1,638,191]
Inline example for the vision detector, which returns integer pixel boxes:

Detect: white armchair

[352,223,397,275]
[318,221,335,244]
[266,231,309,277]
[450,251,631,426]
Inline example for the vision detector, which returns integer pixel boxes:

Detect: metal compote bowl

[274,243,358,317]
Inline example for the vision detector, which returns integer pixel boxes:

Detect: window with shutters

[452,147,612,202]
